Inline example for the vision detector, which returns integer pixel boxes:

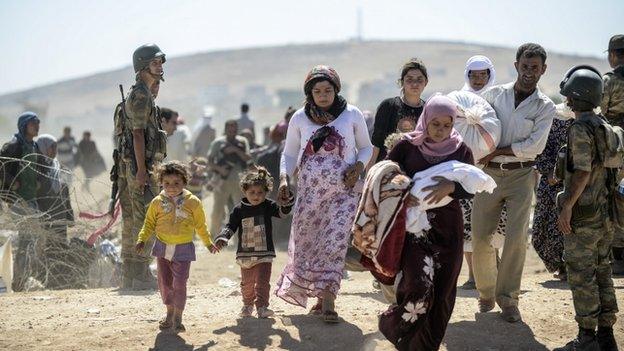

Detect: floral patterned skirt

[275,152,359,307]
[461,199,507,252]
[379,231,463,350]
[531,179,565,272]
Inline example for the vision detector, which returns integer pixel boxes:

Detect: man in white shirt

[57,126,77,169]
[471,43,556,323]
[166,116,191,163]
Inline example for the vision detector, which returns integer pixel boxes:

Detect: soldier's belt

[486,161,535,170]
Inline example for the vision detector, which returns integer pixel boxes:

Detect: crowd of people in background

[1,35,624,351]
[0,115,108,291]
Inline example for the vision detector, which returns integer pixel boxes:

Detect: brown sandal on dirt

[322,310,340,324]
[158,318,173,330]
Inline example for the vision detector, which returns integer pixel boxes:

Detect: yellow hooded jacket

[137,189,213,247]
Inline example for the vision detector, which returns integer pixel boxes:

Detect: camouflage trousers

[614,168,624,248]
[564,217,619,329]
[119,162,158,265]
[612,225,624,248]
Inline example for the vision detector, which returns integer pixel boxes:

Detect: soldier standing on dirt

[555,65,619,351]
[117,44,168,290]
[602,34,624,276]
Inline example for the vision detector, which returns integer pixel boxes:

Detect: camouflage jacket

[120,79,167,169]
[602,65,624,127]
[563,112,610,221]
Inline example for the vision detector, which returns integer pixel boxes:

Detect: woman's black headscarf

[303,65,347,126]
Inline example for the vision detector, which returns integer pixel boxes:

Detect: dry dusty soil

[0,245,622,351]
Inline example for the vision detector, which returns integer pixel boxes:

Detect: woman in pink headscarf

[379,95,474,351]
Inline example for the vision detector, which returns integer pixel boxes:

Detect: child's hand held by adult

[278,177,291,204]
[343,161,363,188]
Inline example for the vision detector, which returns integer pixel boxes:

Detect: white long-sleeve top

[481,82,555,163]
[280,104,374,177]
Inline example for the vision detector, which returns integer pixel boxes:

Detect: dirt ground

[0,177,622,350]
[0,244,622,351]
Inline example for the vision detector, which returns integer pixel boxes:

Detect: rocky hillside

[0,40,609,151]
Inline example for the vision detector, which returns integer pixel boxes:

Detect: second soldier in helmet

[555,65,619,351]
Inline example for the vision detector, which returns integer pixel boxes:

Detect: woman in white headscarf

[36,134,74,226]
[36,134,75,289]
[462,55,496,95]
[458,55,504,290]
[37,135,62,193]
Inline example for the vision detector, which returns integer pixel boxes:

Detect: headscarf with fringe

[303,65,347,125]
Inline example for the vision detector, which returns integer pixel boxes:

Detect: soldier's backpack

[113,101,134,163]
[578,116,624,226]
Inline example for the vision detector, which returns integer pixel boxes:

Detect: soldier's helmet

[559,65,603,109]
[132,44,166,73]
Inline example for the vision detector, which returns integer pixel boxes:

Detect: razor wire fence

[0,154,122,291]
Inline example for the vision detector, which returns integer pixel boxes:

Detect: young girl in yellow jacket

[135,161,218,333]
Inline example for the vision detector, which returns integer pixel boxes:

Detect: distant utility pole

[356,6,363,42]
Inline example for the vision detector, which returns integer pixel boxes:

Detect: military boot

[597,326,619,351]
[554,328,600,351]
[612,259,624,276]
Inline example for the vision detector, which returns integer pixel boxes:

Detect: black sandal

[174,323,186,333]
[158,318,173,330]
[322,310,340,324]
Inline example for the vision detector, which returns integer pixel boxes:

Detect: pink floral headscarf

[404,95,463,157]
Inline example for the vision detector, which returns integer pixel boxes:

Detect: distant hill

[0,40,609,153]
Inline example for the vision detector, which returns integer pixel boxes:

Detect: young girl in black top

[215,166,293,318]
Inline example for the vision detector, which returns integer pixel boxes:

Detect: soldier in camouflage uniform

[555,65,618,351]
[113,103,134,289]
[602,34,624,275]
[116,44,168,289]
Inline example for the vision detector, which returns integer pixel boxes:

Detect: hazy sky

[1,0,622,95]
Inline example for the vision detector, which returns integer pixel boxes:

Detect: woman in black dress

[379,95,474,350]
[532,117,573,279]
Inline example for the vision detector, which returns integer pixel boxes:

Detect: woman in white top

[276,65,373,323]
